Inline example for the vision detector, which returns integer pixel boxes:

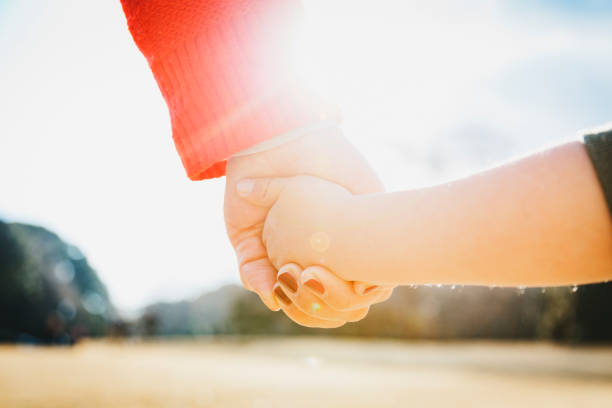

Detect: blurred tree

[574,282,612,342]
[148,284,611,343]
[0,220,114,343]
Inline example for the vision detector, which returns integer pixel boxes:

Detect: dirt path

[1,338,611,407]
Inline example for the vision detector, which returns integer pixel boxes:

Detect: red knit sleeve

[120,0,340,180]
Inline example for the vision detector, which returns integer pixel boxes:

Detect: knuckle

[254,179,270,201]
[260,179,271,202]
[261,224,270,248]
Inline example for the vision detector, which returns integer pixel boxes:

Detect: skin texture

[224,126,393,327]
[241,141,612,288]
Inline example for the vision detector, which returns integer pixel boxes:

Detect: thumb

[236,177,290,207]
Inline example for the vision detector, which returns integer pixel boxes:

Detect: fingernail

[364,285,379,294]
[236,179,254,197]
[278,272,298,293]
[274,286,292,306]
[262,289,281,311]
[304,279,325,295]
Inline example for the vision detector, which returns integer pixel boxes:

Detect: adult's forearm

[331,141,612,286]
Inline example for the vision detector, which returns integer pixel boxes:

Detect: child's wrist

[316,195,360,281]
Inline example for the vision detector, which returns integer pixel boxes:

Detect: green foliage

[0,220,113,343]
[142,284,612,342]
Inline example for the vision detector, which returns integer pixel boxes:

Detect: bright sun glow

[295,0,525,146]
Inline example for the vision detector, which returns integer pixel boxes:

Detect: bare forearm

[329,141,612,287]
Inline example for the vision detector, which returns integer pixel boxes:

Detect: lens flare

[310,231,330,252]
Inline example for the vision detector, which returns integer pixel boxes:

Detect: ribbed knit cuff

[154,41,340,180]
[584,124,612,216]
[123,0,341,180]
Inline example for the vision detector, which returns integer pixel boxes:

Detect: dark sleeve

[584,125,612,215]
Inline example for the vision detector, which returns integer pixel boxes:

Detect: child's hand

[237,175,352,277]
[237,175,394,327]
[225,128,384,312]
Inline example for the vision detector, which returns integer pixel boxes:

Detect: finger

[277,264,369,322]
[241,257,281,311]
[236,177,290,207]
[353,282,396,296]
[273,283,346,328]
[235,235,280,311]
[371,287,395,304]
[353,281,382,296]
[299,266,386,311]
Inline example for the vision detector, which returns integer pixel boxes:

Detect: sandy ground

[1,338,611,407]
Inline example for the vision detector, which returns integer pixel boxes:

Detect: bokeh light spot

[310,231,330,253]
[53,260,75,283]
[82,292,107,315]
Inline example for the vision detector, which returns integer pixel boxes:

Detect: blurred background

[1,0,611,406]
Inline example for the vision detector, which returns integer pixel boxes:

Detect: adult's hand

[224,126,385,322]
[273,264,394,328]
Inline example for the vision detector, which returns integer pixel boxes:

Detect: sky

[1,0,611,313]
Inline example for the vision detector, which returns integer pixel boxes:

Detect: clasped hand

[224,127,393,327]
